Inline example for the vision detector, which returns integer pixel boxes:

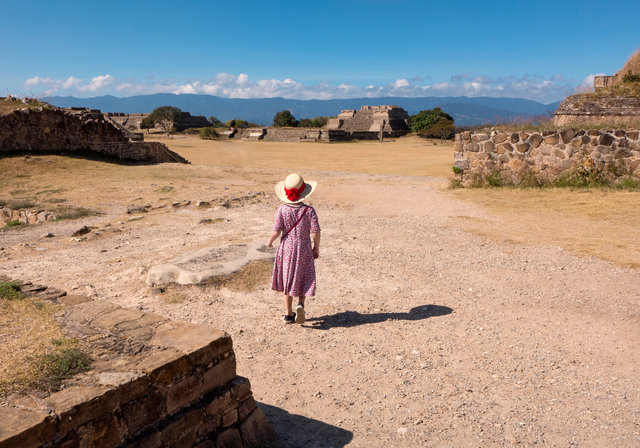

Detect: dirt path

[1,167,639,447]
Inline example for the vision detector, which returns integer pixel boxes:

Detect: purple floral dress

[271,204,320,297]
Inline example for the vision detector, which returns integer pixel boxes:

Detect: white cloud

[22,71,583,103]
[78,74,114,92]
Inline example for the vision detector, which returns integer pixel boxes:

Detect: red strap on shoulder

[281,206,308,240]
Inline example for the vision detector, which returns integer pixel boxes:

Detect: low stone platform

[146,242,275,286]
[0,295,277,447]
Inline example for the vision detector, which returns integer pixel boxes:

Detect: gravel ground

[1,168,639,447]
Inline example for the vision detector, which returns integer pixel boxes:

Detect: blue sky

[2,0,639,103]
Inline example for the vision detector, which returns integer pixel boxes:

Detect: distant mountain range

[44,93,561,127]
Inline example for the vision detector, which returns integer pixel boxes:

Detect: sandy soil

[1,140,639,447]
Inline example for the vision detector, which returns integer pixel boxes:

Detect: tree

[273,110,298,127]
[299,116,329,127]
[409,107,454,133]
[420,116,456,140]
[140,116,155,133]
[147,106,184,135]
[224,119,258,128]
[208,116,225,127]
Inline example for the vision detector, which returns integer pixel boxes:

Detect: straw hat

[275,173,317,204]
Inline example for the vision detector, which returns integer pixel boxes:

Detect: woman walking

[267,173,321,324]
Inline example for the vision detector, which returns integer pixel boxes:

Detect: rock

[127,216,143,222]
[19,283,47,293]
[72,226,91,237]
[127,205,150,214]
[40,232,55,238]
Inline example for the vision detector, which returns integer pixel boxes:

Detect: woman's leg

[295,296,306,323]
[284,294,293,316]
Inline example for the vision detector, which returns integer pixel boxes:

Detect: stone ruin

[0,103,188,164]
[0,281,278,448]
[106,112,211,132]
[554,48,640,126]
[324,105,410,139]
[233,105,411,142]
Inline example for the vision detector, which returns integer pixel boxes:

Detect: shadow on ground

[305,304,453,330]
[259,403,353,448]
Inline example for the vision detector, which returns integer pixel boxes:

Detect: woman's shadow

[305,304,452,330]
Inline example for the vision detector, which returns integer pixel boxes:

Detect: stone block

[64,301,119,326]
[515,142,530,153]
[91,308,145,331]
[493,133,508,144]
[216,428,242,448]
[231,377,252,401]
[205,390,234,417]
[172,429,198,448]
[519,132,530,141]
[151,321,231,367]
[544,134,559,145]
[627,130,639,140]
[599,133,615,146]
[471,133,489,142]
[510,133,520,143]
[454,142,463,152]
[134,348,188,385]
[239,408,278,448]
[554,148,567,159]
[76,414,122,448]
[162,409,204,446]
[203,355,237,394]
[58,294,91,306]
[222,409,238,427]
[102,372,150,404]
[45,386,116,434]
[121,389,166,436]
[468,142,479,152]
[560,129,576,143]
[127,430,162,448]
[238,396,256,422]
[530,133,543,148]
[0,408,57,448]
[498,142,513,153]
[498,154,510,163]
[197,412,222,440]
[166,374,203,414]
[614,129,627,137]
[482,140,494,153]
[195,441,216,448]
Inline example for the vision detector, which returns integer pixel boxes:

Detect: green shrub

[55,206,98,220]
[199,127,220,139]
[6,220,24,227]
[0,281,24,300]
[33,347,92,392]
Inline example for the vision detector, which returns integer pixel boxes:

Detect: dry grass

[0,98,46,116]
[449,188,640,267]
[207,259,273,292]
[2,134,639,269]
[148,134,454,177]
[0,284,90,395]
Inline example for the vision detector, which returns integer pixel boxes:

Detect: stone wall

[454,129,640,186]
[106,113,210,132]
[0,107,188,164]
[235,127,394,142]
[553,95,640,126]
[0,296,277,448]
[0,207,56,226]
